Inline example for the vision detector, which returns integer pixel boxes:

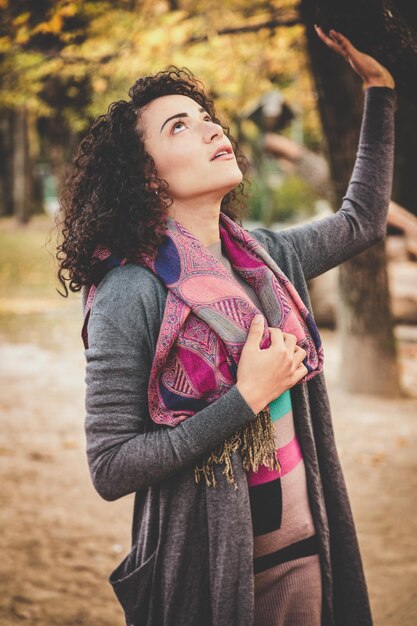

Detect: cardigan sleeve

[250,86,396,281]
[84,279,258,502]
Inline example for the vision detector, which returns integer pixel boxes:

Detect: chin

[222,168,244,192]
[228,174,244,193]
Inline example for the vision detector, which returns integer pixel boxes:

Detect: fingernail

[253,315,263,324]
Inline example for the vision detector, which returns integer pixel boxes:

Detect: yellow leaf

[0,36,11,53]
[33,13,63,35]
[59,3,78,18]
[12,12,31,27]
[15,26,30,45]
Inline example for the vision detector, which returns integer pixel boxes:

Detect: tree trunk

[305,0,417,106]
[337,245,401,396]
[12,107,32,224]
[300,0,402,396]
[392,93,417,217]
[0,109,14,217]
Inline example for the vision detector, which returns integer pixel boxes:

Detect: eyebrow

[160,106,206,133]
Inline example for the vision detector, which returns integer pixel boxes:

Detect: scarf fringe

[194,405,281,489]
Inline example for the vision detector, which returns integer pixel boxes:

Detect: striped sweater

[207,239,317,574]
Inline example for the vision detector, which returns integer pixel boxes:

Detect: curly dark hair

[55,65,250,296]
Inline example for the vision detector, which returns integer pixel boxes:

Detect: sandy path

[1,317,416,625]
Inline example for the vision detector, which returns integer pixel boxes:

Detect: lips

[210,144,234,161]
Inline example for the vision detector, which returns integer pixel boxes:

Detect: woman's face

[138,94,243,205]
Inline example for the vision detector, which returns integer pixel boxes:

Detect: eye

[171,114,213,134]
[171,119,186,134]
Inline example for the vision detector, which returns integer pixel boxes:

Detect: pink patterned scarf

[83,212,324,488]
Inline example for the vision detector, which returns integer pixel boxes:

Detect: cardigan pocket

[109,545,156,626]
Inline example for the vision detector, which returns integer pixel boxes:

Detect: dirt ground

[1,297,417,625]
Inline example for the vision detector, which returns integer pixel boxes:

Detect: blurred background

[1,1,416,624]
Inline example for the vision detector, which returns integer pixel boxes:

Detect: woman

[57,26,396,626]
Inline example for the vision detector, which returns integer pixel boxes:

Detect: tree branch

[186,17,302,45]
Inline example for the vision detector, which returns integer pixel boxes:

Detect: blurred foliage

[0,0,321,139]
[0,217,57,299]
[0,216,82,347]
[273,174,319,221]
[0,0,328,225]
[248,174,320,223]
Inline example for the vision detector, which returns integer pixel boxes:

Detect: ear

[148,179,159,191]
[144,178,160,196]
[143,159,159,192]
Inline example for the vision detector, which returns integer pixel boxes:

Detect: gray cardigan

[84,86,396,626]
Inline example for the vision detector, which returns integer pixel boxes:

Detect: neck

[166,198,222,247]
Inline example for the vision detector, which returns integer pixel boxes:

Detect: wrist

[235,382,264,415]
[364,80,395,90]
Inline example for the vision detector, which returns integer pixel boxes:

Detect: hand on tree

[314,24,396,89]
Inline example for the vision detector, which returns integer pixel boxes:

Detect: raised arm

[250,26,397,281]
[84,268,257,502]
[259,86,395,281]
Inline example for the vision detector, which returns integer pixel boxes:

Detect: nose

[202,120,224,143]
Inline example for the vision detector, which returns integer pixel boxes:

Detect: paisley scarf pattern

[82,212,324,488]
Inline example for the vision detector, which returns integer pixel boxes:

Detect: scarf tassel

[194,405,281,489]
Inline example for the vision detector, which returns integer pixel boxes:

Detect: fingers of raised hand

[329,30,355,58]
[314,24,334,46]
[314,25,352,60]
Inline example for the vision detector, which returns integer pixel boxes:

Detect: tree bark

[307,0,417,106]
[337,243,401,396]
[0,109,14,217]
[12,107,32,224]
[392,93,417,217]
[300,0,402,396]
